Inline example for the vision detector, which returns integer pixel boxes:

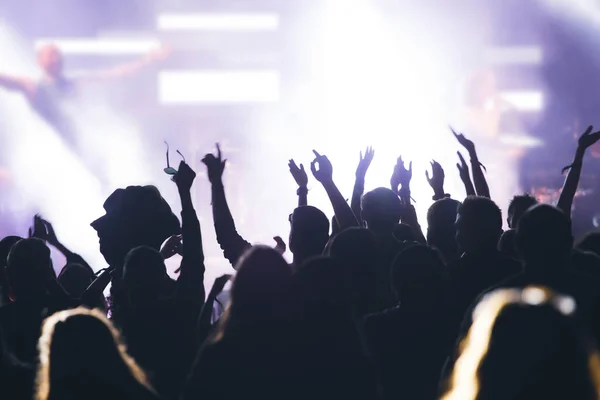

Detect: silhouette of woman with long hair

[35,307,158,400]
[442,286,600,400]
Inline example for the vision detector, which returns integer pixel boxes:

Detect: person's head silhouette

[391,244,446,305]
[122,246,169,306]
[329,228,380,314]
[36,307,156,400]
[443,287,599,400]
[218,246,292,333]
[289,206,329,264]
[91,186,180,270]
[37,44,64,78]
[427,198,460,262]
[6,238,53,301]
[507,194,538,229]
[455,196,503,256]
[516,204,572,270]
[361,188,403,234]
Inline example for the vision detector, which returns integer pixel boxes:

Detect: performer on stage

[0,43,168,156]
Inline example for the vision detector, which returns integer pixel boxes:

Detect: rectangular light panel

[157,13,280,31]
[158,70,280,104]
[501,91,544,111]
[484,46,543,65]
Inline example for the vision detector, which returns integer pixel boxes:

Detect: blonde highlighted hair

[442,286,600,400]
[36,307,154,400]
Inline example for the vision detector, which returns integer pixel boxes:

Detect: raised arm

[79,47,170,82]
[457,151,476,197]
[173,161,206,302]
[0,74,34,96]
[311,150,359,230]
[288,159,308,207]
[202,144,251,268]
[34,216,94,271]
[557,125,600,216]
[351,147,374,226]
[393,156,426,243]
[452,128,490,198]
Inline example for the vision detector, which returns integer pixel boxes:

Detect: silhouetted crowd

[2,126,600,400]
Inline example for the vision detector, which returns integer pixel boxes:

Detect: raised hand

[456,152,470,180]
[577,125,600,151]
[174,161,196,193]
[451,126,476,154]
[426,160,445,196]
[310,150,334,184]
[202,143,227,184]
[288,159,308,188]
[29,215,47,241]
[161,234,182,260]
[356,146,375,178]
[273,236,287,255]
[393,156,412,187]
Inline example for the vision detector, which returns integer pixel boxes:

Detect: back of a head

[294,256,347,312]
[361,188,403,232]
[576,232,600,258]
[123,246,168,292]
[37,308,153,400]
[58,263,95,297]
[6,238,52,299]
[444,287,599,400]
[498,229,519,259]
[391,244,446,302]
[289,206,330,257]
[456,196,503,254]
[508,194,539,229]
[229,246,292,322]
[516,204,572,265]
[427,198,460,261]
[0,235,22,304]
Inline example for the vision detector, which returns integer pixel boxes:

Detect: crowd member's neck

[463,243,499,259]
[523,257,569,277]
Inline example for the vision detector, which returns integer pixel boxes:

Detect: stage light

[484,46,543,65]
[501,91,544,111]
[34,38,161,55]
[157,13,280,31]
[158,70,280,104]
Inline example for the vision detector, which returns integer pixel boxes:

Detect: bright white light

[34,38,161,55]
[157,13,280,31]
[522,287,547,305]
[294,0,463,228]
[158,70,280,103]
[484,46,543,65]
[501,91,544,111]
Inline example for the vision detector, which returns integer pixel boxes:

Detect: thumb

[300,163,305,172]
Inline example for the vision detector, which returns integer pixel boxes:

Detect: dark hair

[6,239,52,299]
[329,228,380,313]
[390,244,446,301]
[516,204,572,264]
[458,196,502,231]
[289,206,330,257]
[361,188,403,230]
[456,196,503,252]
[507,194,538,229]
[213,246,292,342]
[36,308,155,400]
